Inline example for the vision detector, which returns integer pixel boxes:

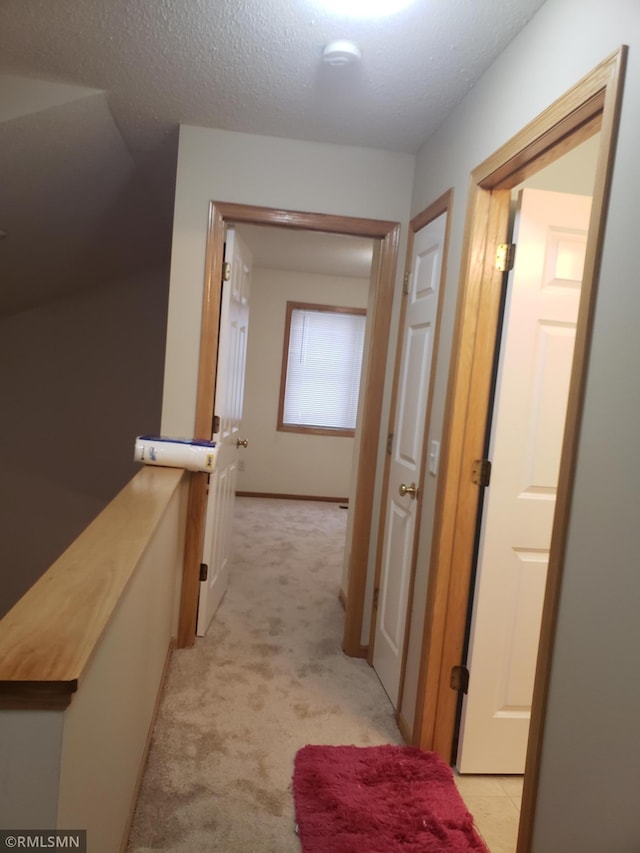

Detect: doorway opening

[408,47,626,853]
[455,140,600,776]
[176,203,401,661]
[193,221,375,637]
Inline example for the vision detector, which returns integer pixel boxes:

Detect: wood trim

[416,185,511,756]
[276,424,357,437]
[350,645,369,659]
[195,205,226,439]
[0,467,185,707]
[518,45,627,853]
[177,472,209,647]
[0,681,77,711]
[177,201,401,654]
[406,45,627,853]
[205,202,397,238]
[397,709,412,745]
[236,491,348,503]
[366,245,412,663]
[177,203,226,648]
[411,183,494,749]
[342,224,401,655]
[119,638,175,853]
[473,50,620,189]
[338,589,347,611]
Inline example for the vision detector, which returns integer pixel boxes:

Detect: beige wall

[0,270,169,617]
[161,128,415,644]
[161,127,415,441]
[237,266,369,498]
[405,0,640,849]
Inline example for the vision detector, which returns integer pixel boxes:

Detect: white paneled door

[197,227,251,636]
[457,189,592,773]
[372,211,447,706]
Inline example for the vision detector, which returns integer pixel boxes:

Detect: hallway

[127,497,403,852]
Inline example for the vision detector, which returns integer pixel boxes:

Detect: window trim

[277,301,367,437]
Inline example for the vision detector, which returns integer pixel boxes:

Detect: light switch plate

[429,440,440,476]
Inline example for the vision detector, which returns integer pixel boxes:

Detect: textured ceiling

[0,0,548,155]
[0,0,549,315]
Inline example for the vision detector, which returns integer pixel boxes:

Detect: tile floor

[454,774,524,853]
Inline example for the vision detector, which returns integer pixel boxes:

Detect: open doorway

[456,135,600,775]
[176,203,401,658]
[193,221,375,637]
[448,138,600,852]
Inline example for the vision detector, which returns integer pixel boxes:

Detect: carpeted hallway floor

[127,497,403,853]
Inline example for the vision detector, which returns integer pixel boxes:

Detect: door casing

[409,47,626,853]
[176,202,400,657]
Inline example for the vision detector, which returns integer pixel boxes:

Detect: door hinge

[212,414,221,435]
[403,271,411,295]
[386,432,393,455]
[199,563,208,582]
[373,587,380,610]
[450,664,470,694]
[496,243,516,272]
[222,261,231,281]
[472,459,492,487]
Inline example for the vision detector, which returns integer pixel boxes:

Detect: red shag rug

[293,745,488,853]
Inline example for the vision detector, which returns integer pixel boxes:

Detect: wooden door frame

[366,189,454,739]
[176,201,401,653]
[408,47,626,853]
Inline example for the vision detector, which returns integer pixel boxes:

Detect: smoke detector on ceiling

[322,40,362,66]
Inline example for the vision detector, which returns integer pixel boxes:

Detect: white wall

[406,1,640,849]
[237,267,369,498]
[0,270,169,617]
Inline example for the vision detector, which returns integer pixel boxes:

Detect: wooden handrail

[0,466,185,710]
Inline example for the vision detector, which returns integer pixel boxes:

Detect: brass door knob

[236,438,249,448]
[399,482,418,499]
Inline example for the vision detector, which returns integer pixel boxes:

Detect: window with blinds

[278,302,367,436]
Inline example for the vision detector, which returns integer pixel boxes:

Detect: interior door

[196,226,251,636]
[372,212,447,706]
[456,188,592,773]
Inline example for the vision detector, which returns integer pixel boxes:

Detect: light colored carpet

[128,497,402,853]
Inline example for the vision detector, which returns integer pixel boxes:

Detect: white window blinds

[282,306,366,432]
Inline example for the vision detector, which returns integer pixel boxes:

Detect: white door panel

[457,188,591,773]
[378,500,413,656]
[373,212,447,706]
[197,227,251,636]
